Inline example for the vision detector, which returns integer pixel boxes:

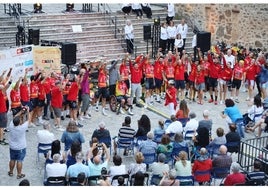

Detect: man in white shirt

[224,49,236,69]
[184,112,198,137]
[165,115,183,135]
[45,153,67,182]
[124,20,134,54]
[37,122,55,151]
[166,3,175,25]
[176,18,188,50]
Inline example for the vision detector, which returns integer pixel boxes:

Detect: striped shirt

[118,126,136,147]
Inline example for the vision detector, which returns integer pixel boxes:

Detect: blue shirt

[67,162,90,178]
[61,131,85,151]
[224,105,242,123]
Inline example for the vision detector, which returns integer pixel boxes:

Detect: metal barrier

[238,136,268,173]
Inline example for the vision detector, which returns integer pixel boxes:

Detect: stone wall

[175,4,268,51]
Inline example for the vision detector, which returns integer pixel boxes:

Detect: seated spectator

[128,152,146,176]
[87,142,110,176]
[131,3,143,19]
[246,160,266,185]
[19,179,30,186]
[88,137,100,161]
[61,120,85,152]
[192,147,212,185]
[66,152,90,181]
[135,114,151,137]
[197,109,212,135]
[175,99,190,119]
[159,169,180,186]
[212,145,232,178]
[66,141,82,168]
[184,112,198,138]
[244,95,264,127]
[208,128,226,156]
[224,162,246,186]
[77,172,87,186]
[141,3,152,18]
[153,120,166,142]
[133,171,146,186]
[157,134,173,155]
[99,167,111,186]
[193,126,210,148]
[117,175,125,186]
[46,139,65,164]
[91,121,111,148]
[225,123,241,153]
[114,116,136,156]
[45,154,67,183]
[138,132,157,155]
[173,132,188,148]
[121,3,132,16]
[149,153,170,185]
[174,151,192,177]
[109,155,127,186]
[37,122,55,156]
[248,109,268,137]
[165,115,183,136]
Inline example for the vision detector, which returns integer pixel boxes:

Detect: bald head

[219,145,228,155]
[93,155,101,165]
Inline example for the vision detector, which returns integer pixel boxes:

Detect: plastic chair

[87,175,102,185]
[164,119,172,127]
[193,169,211,185]
[176,175,194,186]
[36,143,52,166]
[45,176,66,186]
[111,174,129,186]
[150,174,162,185]
[130,173,149,185]
[211,167,230,185]
[171,145,189,167]
[178,118,189,128]
[184,130,195,141]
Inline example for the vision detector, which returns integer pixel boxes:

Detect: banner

[32,46,61,76]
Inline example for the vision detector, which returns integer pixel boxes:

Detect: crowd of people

[1,4,268,185]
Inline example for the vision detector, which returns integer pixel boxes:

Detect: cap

[168,80,175,85]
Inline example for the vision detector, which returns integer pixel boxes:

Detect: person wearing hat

[91,121,111,148]
[165,79,177,116]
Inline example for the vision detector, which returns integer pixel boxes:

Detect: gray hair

[75,152,84,161]
[200,147,207,155]
[147,132,154,140]
[203,110,209,117]
[158,153,166,163]
[189,112,196,119]
[231,162,241,173]
[169,169,177,179]
[43,121,50,129]
[52,153,61,163]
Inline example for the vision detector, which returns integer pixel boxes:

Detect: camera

[21,106,28,114]
[97,143,103,147]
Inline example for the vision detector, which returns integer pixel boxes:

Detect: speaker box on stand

[143,24,151,41]
[197,31,211,53]
[61,42,77,66]
[28,29,40,45]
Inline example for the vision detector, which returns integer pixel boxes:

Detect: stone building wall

[175,4,268,50]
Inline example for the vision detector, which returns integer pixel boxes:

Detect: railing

[238,136,268,174]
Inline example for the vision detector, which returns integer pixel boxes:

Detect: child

[165,80,177,116]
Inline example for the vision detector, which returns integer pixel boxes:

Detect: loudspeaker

[28,29,40,45]
[61,42,76,65]
[143,24,151,41]
[197,31,211,52]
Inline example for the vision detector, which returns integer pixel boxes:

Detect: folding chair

[45,176,66,186]
[184,130,195,141]
[176,175,194,186]
[116,137,134,156]
[178,118,189,128]
[211,167,230,185]
[111,174,129,186]
[143,152,156,167]
[36,143,52,165]
[150,174,162,185]
[87,175,102,185]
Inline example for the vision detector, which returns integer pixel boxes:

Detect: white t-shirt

[177,24,188,39]
[46,163,67,178]
[167,26,177,39]
[174,39,184,48]
[184,118,199,137]
[167,3,175,17]
[165,121,183,134]
[160,27,168,40]
[224,54,236,69]
[124,25,134,39]
[37,129,55,149]
[192,34,197,48]
[247,105,264,122]
[8,120,28,150]
[109,165,127,186]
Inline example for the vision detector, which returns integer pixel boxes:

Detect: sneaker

[214,101,218,105]
[83,115,90,119]
[66,115,71,118]
[56,127,65,131]
[220,100,223,105]
[4,128,10,132]
[95,106,99,112]
[149,101,154,106]
[29,123,36,128]
[128,109,134,115]
[78,116,84,121]
[102,109,108,116]
[42,116,49,120]
[136,103,143,108]
[208,99,214,103]
[0,140,8,145]
[61,116,65,121]
[120,109,125,114]
[87,114,92,118]
[77,123,84,128]
[144,104,148,109]
[235,99,239,103]
[246,97,250,101]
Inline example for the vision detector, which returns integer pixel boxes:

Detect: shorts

[11,106,22,116]
[195,83,205,91]
[30,98,38,108]
[38,99,45,107]
[232,79,242,89]
[247,80,255,87]
[219,79,227,85]
[184,72,189,83]
[116,95,130,103]
[0,112,7,128]
[175,80,185,89]
[154,78,163,89]
[52,107,61,118]
[62,95,69,106]
[21,101,33,112]
[95,87,109,99]
[145,78,155,90]
[209,77,218,88]
[68,100,78,109]
[10,148,26,162]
